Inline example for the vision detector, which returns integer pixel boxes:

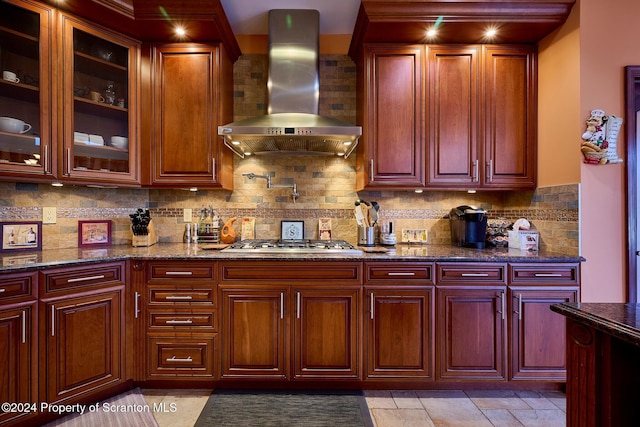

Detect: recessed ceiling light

[485,28,497,38]
[175,26,186,37]
[426,29,437,38]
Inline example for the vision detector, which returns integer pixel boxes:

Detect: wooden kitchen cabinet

[220,287,288,379]
[356,44,425,190]
[482,45,537,188]
[508,263,580,381]
[0,271,38,427]
[39,262,126,405]
[427,45,481,187]
[58,13,140,185]
[143,43,233,189]
[0,0,55,181]
[142,261,218,381]
[219,261,362,381]
[427,45,536,189]
[364,262,435,380]
[436,263,508,381]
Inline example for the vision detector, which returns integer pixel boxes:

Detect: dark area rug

[193,389,374,427]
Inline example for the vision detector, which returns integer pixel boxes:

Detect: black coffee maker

[449,205,488,249]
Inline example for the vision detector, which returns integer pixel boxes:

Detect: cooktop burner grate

[222,239,362,255]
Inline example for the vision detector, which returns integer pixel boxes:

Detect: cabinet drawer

[365,262,434,285]
[148,286,216,305]
[148,310,217,331]
[509,263,580,285]
[220,261,361,284]
[436,263,506,285]
[0,270,36,302]
[148,336,215,377]
[149,262,215,280]
[40,262,124,296]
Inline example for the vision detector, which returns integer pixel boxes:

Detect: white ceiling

[219,0,361,35]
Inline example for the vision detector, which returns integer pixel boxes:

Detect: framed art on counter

[78,220,112,247]
[0,221,42,252]
[281,220,304,240]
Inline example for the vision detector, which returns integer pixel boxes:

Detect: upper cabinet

[356,44,425,190]
[59,13,140,185]
[140,43,234,189]
[0,0,55,180]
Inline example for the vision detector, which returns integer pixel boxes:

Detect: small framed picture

[281,220,304,240]
[0,221,42,252]
[78,220,112,247]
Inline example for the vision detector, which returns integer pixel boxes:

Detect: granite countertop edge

[0,243,585,273]
[551,302,640,348]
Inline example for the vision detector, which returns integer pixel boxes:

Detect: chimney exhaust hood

[218,9,361,158]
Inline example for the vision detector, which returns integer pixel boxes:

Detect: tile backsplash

[0,54,579,254]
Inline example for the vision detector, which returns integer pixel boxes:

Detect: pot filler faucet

[243,172,299,203]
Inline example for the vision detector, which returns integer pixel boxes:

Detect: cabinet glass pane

[72,28,129,173]
[0,2,42,168]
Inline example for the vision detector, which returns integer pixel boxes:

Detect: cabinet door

[42,289,124,403]
[0,0,54,180]
[0,304,37,426]
[427,45,481,187]
[59,14,140,184]
[510,287,578,380]
[366,288,434,379]
[150,43,233,188]
[220,287,287,378]
[437,287,507,380]
[358,45,424,190]
[483,45,536,188]
[293,288,360,379]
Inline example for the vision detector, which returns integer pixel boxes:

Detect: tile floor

[141,388,566,427]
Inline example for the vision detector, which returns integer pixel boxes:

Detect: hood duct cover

[218,9,361,158]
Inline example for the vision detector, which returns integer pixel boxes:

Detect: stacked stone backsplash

[0,54,579,254]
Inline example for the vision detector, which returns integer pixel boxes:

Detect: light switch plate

[43,207,56,224]
[183,208,193,223]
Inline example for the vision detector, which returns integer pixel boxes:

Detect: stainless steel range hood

[218,9,361,158]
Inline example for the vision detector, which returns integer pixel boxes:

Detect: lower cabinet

[0,271,38,427]
[39,262,127,406]
[219,286,360,380]
[218,261,362,381]
[41,290,124,403]
[141,261,218,381]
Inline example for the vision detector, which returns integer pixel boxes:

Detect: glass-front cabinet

[60,14,139,185]
[0,0,54,178]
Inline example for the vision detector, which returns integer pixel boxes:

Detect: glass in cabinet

[60,14,139,184]
[0,0,53,177]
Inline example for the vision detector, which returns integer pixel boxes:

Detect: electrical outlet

[183,208,193,223]
[43,207,56,224]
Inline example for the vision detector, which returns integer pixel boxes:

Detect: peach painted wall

[577,0,640,302]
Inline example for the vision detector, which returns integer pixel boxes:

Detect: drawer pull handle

[370,292,374,320]
[166,319,193,325]
[515,293,523,321]
[387,272,416,276]
[68,274,105,283]
[22,310,27,344]
[498,292,505,320]
[0,288,5,293]
[51,305,55,337]
[165,295,193,300]
[166,356,193,363]
[165,271,193,276]
[134,292,140,318]
[534,273,563,277]
[461,273,489,277]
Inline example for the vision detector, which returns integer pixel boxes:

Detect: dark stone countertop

[0,243,585,273]
[551,303,640,348]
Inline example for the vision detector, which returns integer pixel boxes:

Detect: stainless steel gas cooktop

[222,239,362,255]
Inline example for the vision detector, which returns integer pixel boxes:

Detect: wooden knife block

[132,219,157,247]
